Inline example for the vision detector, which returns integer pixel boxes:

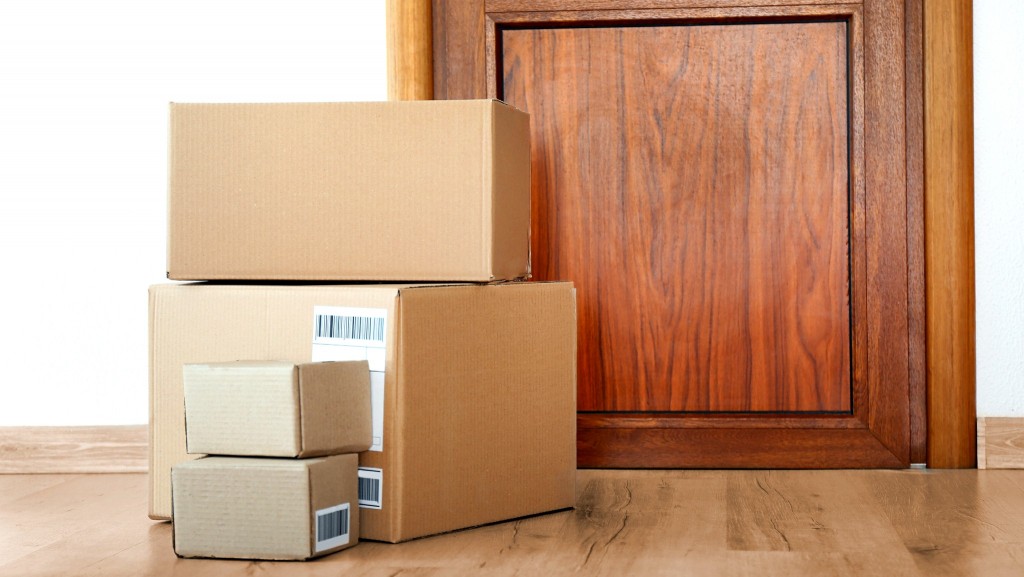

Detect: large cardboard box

[167,100,531,281]
[183,360,371,457]
[172,454,359,560]
[150,282,577,542]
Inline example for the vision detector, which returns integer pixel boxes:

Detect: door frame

[385,0,976,468]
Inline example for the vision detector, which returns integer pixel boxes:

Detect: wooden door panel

[433,0,921,467]
[502,22,851,413]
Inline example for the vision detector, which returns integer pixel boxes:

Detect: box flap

[297,361,372,456]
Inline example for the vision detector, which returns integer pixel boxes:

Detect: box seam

[483,102,494,280]
[391,292,404,542]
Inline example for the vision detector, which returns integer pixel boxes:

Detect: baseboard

[977,418,1024,469]
[0,425,147,474]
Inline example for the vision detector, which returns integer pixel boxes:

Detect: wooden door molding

[492,4,900,468]
[386,0,434,100]
[392,0,976,467]
[922,0,976,468]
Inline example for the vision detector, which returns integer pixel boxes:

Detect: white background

[0,1,386,425]
[0,1,1019,425]
[974,0,1024,416]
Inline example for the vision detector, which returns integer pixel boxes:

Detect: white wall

[974,0,1024,416]
[0,1,386,425]
[1,1,1017,425]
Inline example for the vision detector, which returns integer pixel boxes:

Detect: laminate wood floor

[1,469,1022,576]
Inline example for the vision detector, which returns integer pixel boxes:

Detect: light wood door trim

[392,0,975,467]
[387,0,434,100]
[0,426,147,474]
[923,0,976,468]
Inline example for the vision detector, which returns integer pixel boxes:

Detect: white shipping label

[311,306,387,371]
[313,306,386,452]
[314,503,350,552]
[357,467,383,510]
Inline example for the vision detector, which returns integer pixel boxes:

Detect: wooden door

[433,0,924,468]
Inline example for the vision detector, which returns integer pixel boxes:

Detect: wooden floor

[1,469,1023,576]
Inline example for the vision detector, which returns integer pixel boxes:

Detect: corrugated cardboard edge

[305,461,316,558]
[296,365,310,457]
[489,100,532,281]
[481,102,494,279]
[290,365,302,455]
[149,287,158,516]
[386,291,406,543]
[170,463,178,552]
[165,103,175,279]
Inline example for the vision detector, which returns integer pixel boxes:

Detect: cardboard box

[172,454,359,560]
[150,282,577,542]
[184,360,371,457]
[167,100,531,281]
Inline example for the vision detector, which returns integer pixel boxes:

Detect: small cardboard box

[172,454,359,560]
[167,99,531,281]
[183,360,371,457]
[150,281,577,542]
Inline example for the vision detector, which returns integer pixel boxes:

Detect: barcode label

[315,314,385,343]
[314,503,350,552]
[312,306,387,372]
[358,467,383,510]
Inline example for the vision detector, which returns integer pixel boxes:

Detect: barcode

[317,508,348,541]
[314,503,351,551]
[358,467,383,510]
[315,314,385,342]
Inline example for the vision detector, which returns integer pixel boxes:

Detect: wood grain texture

[4,470,1024,576]
[0,474,150,574]
[0,426,147,474]
[578,427,906,468]
[904,0,926,465]
[924,0,976,468]
[0,475,72,506]
[486,3,864,24]
[869,468,1024,575]
[977,418,1024,470]
[387,0,434,100]
[859,0,912,462]
[487,0,855,10]
[432,0,486,99]
[578,413,868,429]
[502,22,851,413]
[434,0,924,467]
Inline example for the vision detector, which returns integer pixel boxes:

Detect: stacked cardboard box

[173,361,369,560]
[151,100,578,550]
